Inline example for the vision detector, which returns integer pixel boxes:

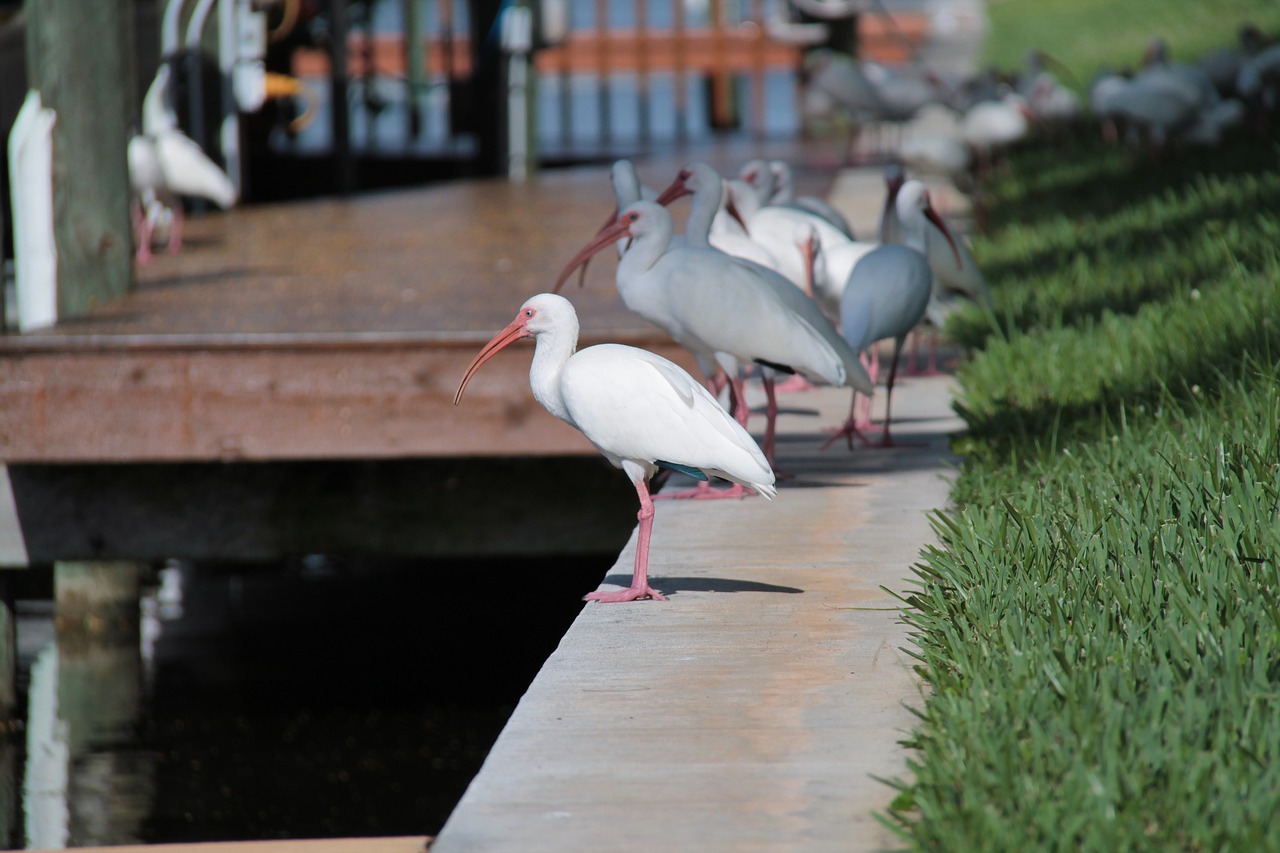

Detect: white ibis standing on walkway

[454,293,776,602]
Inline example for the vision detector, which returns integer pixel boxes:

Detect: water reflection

[23,615,153,849]
[9,554,609,848]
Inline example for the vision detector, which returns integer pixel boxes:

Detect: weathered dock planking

[0,141,836,564]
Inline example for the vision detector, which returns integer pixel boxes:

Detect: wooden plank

[0,145,826,464]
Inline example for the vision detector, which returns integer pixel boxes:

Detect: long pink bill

[923,196,964,270]
[453,318,530,405]
[553,214,636,293]
[571,205,622,291]
[880,175,903,240]
[654,170,692,207]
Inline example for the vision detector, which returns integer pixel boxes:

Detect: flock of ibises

[455,155,979,603]
[449,22,1280,604]
[128,22,1280,602]
[803,22,1280,187]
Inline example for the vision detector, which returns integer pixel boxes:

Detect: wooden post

[47,561,147,847]
[708,0,736,130]
[54,561,141,645]
[23,0,136,320]
[0,576,13,721]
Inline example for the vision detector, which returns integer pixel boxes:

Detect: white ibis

[826,181,961,449]
[660,164,781,273]
[962,90,1034,169]
[454,293,776,603]
[128,61,237,262]
[1095,39,1238,150]
[555,200,872,474]
[746,189,865,306]
[609,159,658,254]
[750,159,855,238]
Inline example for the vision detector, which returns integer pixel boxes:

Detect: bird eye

[525,309,533,317]
[628,212,639,221]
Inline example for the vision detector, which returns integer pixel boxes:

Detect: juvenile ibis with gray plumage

[826,180,961,449]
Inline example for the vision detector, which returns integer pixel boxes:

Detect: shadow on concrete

[599,574,804,595]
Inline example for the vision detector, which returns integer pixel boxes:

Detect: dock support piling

[23,0,136,320]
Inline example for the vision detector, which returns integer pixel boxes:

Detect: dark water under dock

[7,552,618,848]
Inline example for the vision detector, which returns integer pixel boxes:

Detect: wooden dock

[0,139,843,566]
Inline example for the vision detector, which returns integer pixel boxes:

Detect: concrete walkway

[433,377,961,851]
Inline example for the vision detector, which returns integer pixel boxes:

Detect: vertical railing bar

[673,0,687,140]
[558,0,573,151]
[750,0,765,138]
[710,0,730,130]
[595,0,611,146]
[636,0,650,145]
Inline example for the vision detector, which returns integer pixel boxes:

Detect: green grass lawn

[876,4,1280,847]
[883,63,1280,853]
[981,0,1280,82]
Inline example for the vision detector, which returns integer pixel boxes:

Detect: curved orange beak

[554,215,636,293]
[453,314,531,405]
[922,192,963,270]
[570,205,623,290]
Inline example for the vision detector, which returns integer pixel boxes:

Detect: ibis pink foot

[585,585,667,603]
[820,418,874,451]
[821,389,874,451]
[586,478,667,602]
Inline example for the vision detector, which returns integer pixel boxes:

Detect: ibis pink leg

[760,375,792,479]
[166,203,185,254]
[585,479,667,603]
[728,373,750,428]
[133,200,154,264]
[876,338,923,448]
[854,350,881,433]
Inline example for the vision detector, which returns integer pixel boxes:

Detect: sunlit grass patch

[887,85,1280,853]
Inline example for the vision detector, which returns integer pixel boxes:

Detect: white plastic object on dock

[7,90,58,333]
